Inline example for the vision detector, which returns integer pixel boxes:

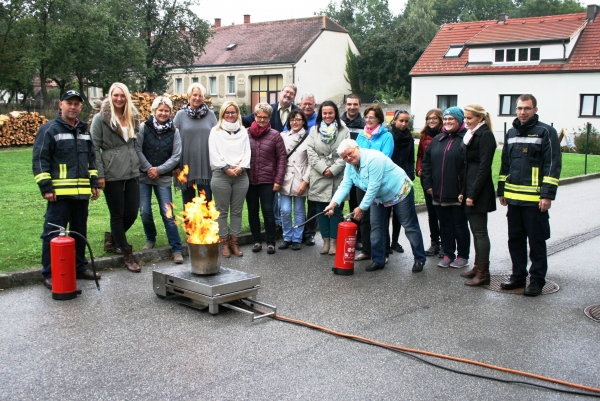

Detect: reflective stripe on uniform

[54,133,74,141]
[504,183,540,193]
[498,174,507,182]
[531,167,539,187]
[51,178,91,186]
[504,192,541,202]
[78,134,92,141]
[59,164,67,179]
[543,176,559,186]
[89,169,98,177]
[507,137,542,145]
[35,172,52,183]
[54,187,92,196]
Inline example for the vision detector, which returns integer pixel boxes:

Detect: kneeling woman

[135,96,183,264]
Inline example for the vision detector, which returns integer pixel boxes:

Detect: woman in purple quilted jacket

[246,103,287,254]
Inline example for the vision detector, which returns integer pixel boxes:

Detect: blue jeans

[280,195,306,243]
[370,190,426,265]
[140,183,182,253]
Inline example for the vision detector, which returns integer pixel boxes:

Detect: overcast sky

[191,0,408,26]
[191,0,594,26]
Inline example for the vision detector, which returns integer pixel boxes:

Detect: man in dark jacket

[242,85,299,132]
[341,94,366,248]
[32,90,102,290]
[497,94,561,296]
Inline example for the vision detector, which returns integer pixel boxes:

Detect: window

[209,77,217,95]
[518,48,528,61]
[444,44,464,58]
[499,95,520,116]
[506,49,516,62]
[495,49,504,62]
[192,77,198,83]
[437,95,457,110]
[175,78,183,94]
[580,95,600,117]
[250,75,284,111]
[227,76,235,94]
[494,47,541,64]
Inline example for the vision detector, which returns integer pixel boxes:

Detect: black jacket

[242,102,299,132]
[421,127,467,203]
[33,113,99,199]
[341,112,365,140]
[461,124,497,213]
[390,126,415,180]
[497,115,561,206]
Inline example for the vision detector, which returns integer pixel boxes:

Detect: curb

[2,172,598,291]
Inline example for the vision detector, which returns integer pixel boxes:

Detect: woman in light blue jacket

[353,104,394,262]
[324,139,426,273]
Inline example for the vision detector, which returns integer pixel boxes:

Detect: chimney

[215,18,221,28]
[588,4,599,22]
[244,14,251,24]
[498,13,508,24]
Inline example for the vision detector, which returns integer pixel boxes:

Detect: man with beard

[243,85,299,132]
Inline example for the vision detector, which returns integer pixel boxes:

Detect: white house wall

[294,30,359,105]
[411,72,599,142]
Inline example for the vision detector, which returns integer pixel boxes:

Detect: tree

[514,0,585,17]
[344,44,361,93]
[136,0,212,93]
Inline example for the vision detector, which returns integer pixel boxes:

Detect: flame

[179,190,220,244]
[177,165,189,184]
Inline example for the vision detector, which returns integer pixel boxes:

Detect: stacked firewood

[131,93,213,121]
[0,111,48,147]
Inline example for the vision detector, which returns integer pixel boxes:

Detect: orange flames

[175,165,220,244]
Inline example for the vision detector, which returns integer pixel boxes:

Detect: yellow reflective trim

[498,175,507,182]
[531,167,539,187]
[543,176,559,186]
[35,173,52,183]
[504,183,540,193]
[504,192,540,202]
[51,179,79,185]
[55,188,92,196]
[89,169,98,177]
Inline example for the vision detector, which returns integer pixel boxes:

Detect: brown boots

[460,257,478,278]
[103,232,122,254]
[229,235,243,257]
[221,237,231,258]
[123,246,140,273]
[464,261,490,286]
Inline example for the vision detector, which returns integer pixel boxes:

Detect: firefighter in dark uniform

[33,90,102,290]
[497,94,561,297]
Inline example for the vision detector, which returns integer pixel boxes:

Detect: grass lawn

[1,146,599,273]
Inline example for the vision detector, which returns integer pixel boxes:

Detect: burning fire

[176,165,220,244]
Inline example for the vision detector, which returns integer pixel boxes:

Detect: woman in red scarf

[246,103,287,254]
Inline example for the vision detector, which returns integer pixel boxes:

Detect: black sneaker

[412,261,425,273]
[278,241,292,250]
[425,243,440,256]
[291,242,301,250]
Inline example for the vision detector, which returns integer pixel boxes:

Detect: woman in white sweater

[208,101,251,258]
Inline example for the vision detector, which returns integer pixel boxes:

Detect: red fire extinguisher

[50,235,81,300]
[48,223,99,300]
[333,221,358,275]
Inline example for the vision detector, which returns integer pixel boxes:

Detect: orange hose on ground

[271,312,600,395]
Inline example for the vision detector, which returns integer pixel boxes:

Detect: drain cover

[584,304,600,322]
[483,274,559,295]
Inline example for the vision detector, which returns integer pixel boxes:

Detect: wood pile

[131,93,213,121]
[0,111,48,147]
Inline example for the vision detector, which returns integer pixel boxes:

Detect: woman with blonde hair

[459,104,497,286]
[209,101,251,258]
[173,83,218,206]
[135,96,183,264]
[416,108,443,258]
[91,82,141,272]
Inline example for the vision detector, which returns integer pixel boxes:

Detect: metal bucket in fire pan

[188,242,221,275]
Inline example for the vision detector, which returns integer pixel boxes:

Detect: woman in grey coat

[91,82,141,272]
[307,101,350,255]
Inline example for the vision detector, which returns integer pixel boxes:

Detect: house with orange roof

[410,4,600,140]
[168,15,359,110]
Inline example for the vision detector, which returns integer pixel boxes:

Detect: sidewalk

[1,175,600,400]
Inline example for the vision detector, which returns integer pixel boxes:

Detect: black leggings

[467,212,490,262]
[104,178,140,249]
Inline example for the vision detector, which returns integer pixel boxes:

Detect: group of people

[34,83,560,297]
